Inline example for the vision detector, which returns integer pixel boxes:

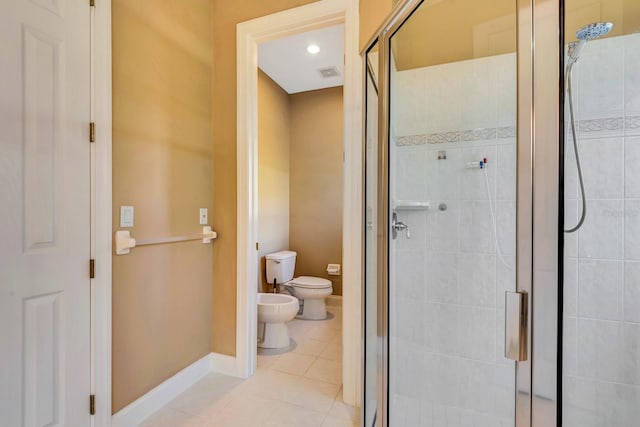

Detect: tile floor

[140,306,359,427]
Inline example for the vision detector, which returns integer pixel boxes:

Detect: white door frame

[236,0,362,405]
[93,0,113,425]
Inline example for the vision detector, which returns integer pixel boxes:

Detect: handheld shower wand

[567,22,613,66]
[564,22,613,233]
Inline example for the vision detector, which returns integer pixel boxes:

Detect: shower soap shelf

[393,200,430,210]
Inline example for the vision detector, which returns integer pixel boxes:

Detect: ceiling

[258,24,344,94]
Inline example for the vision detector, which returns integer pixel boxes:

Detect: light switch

[120,205,134,228]
[199,208,208,225]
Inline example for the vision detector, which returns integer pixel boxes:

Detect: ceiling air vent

[317,66,340,78]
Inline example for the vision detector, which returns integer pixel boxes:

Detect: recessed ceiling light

[307,44,320,54]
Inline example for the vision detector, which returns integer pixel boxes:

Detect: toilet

[257,293,299,349]
[265,251,333,320]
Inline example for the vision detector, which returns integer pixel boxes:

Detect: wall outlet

[199,208,208,225]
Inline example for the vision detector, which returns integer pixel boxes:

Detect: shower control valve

[391,212,410,240]
[465,158,489,169]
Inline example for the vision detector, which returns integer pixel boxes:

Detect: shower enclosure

[363,0,640,426]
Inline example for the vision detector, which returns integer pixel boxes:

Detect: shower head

[576,22,613,41]
[568,22,613,66]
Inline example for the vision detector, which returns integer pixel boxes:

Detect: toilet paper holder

[326,264,340,275]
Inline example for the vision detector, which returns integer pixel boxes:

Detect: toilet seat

[288,276,332,289]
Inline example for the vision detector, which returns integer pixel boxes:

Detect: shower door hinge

[89,394,95,415]
[89,259,95,279]
[89,122,95,143]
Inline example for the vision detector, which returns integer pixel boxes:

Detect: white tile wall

[624,261,640,322]
[389,52,516,425]
[577,38,624,120]
[580,138,624,199]
[625,37,640,115]
[564,33,640,426]
[624,137,640,197]
[577,260,623,320]
[625,199,640,259]
[426,303,460,354]
[579,200,624,259]
[459,253,496,308]
[426,252,459,304]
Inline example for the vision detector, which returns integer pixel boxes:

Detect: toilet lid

[289,276,332,289]
[265,250,296,260]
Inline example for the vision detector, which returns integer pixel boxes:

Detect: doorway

[255,21,346,389]
[236,0,362,406]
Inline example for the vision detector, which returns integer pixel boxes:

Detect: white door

[0,0,92,425]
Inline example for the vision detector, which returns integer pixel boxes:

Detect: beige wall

[112,0,213,413]
[211,0,317,356]
[391,0,516,70]
[258,70,291,292]
[290,87,344,295]
[359,0,393,51]
[565,0,640,41]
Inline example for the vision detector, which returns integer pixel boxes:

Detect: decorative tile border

[395,134,427,146]
[626,116,640,134]
[396,125,516,146]
[497,126,516,138]
[461,128,496,141]
[428,131,460,144]
[395,116,640,146]
[578,117,624,134]
[575,115,640,136]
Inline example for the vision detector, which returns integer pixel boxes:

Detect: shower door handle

[504,291,528,361]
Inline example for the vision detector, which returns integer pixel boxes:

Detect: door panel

[0,0,91,425]
[384,0,519,425]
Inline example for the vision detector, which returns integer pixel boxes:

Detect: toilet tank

[265,251,297,284]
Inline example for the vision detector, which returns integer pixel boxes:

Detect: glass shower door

[385,0,520,425]
[365,0,640,425]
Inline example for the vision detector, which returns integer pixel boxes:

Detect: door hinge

[256,242,259,250]
[89,394,95,415]
[90,0,95,7]
[89,259,95,279]
[89,122,95,143]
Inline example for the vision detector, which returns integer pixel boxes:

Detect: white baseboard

[211,353,240,377]
[111,352,241,427]
[111,353,214,427]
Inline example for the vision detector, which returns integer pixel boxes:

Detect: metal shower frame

[360,0,567,425]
